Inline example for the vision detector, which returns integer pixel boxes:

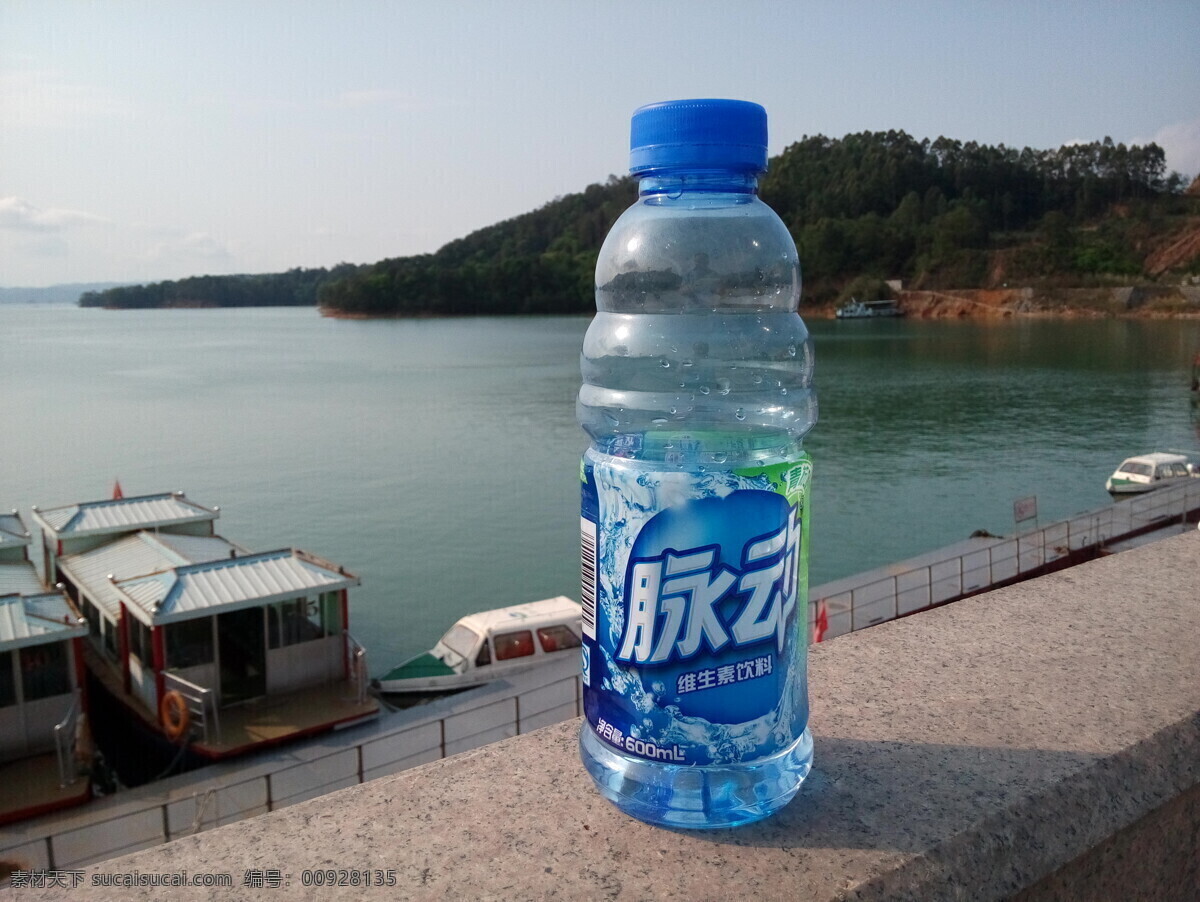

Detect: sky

[2,1,1199,287]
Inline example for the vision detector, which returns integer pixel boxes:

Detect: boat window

[19,641,71,701]
[320,591,341,634]
[1171,463,1189,477]
[475,641,491,667]
[101,615,118,661]
[83,599,101,639]
[130,617,153,665]
[537,625,582,653]
[494,629,535,661]
[440,624,481,659]
[0,651,14,707]
[1118,462,1152,477]
[166,617,215,668]
[268,598,327,648]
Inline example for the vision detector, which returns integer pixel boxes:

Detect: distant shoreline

[8,286,1198,319]
[323,285,1200,321]
[815,286,1200,319]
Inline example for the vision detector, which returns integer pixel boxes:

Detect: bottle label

[580,452,811,766]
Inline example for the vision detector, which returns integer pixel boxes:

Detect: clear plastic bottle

[578,99,817,828]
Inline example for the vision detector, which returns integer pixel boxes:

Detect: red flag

[112,480,124,500]
[813,600,829,643]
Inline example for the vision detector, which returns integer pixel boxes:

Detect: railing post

[53,689,80,787]
[207,688,219,744]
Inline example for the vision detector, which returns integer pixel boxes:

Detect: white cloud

[144,230,235,266]
[0,202,240,285]
[1133,118,1200,180]
[0,196,110,232]
[0,69,133,129]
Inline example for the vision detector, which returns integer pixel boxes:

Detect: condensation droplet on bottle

[712,451,728,463]
[718,379,731,396]
[681,359,693,368]
[659,359,671,368]
[787,344,797,357]
[753,374,763,385]
[699,385,710,395]
[651,417,669,425]
[734,408,746,421]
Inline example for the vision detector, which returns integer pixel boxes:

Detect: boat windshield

[1118,462,1153,477]
[439,623,480,661]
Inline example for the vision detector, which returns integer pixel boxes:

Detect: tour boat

[1104,452,1197,495]
[30,491,378,783]
[375,596,582,695]
[1,510,92,823]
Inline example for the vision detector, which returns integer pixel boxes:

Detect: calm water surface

[3,305,1197,671]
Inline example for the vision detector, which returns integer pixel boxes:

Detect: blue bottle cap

[629,99,768,175]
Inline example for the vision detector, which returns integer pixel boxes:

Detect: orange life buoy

[160,690,191,740]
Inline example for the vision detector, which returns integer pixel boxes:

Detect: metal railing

[815,480,1200,636]
[53,689,82,788]
[344,631,368,706]
[2,664,583,870]
[163,671,221,744]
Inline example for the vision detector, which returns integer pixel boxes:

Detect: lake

[3,304,1197,671]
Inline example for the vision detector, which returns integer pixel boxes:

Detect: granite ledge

[4,531,1198,901]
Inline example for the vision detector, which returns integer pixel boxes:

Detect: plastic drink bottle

[578,99,817,828]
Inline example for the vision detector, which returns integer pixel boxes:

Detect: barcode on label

[580,516,597,639]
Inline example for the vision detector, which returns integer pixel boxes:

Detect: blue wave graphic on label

[581,452,811,766]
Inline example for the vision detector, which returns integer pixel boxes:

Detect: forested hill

[81,132,1199,313]
[319,131,1196,316]
[78,265,363,309]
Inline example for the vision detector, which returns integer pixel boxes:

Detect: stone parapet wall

[4,531,1197,901]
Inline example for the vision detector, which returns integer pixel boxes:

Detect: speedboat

[1105,452,1197,494]
[375,596,581,694]
[835,298,904,319]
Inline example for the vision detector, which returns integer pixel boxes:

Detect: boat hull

[376,657,575,695]
[375,674,489,694]
[1106,476,1196,495]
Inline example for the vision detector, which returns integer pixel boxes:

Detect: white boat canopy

[453,596,581,637]
[110,548,360,626]
[0,561,46,598]
[0,592,88,652]
[33,492,217,540]
[0,511,31,551]
[58,531,244,622]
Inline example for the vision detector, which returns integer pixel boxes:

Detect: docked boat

[1,510,93,824]
[376,596,582,695]
[835,298,904,319]
[1105,452,1197,495]
[31,491,379,784]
